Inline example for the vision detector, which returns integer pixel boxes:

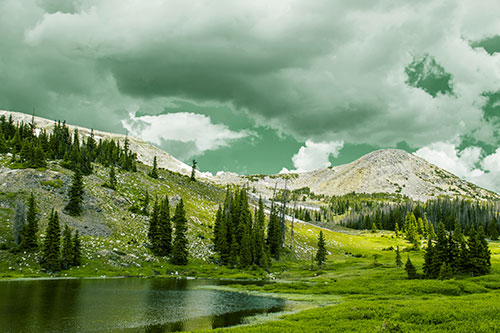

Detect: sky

[1,1,500,191]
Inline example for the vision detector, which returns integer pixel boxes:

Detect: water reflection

[0,278,285,332]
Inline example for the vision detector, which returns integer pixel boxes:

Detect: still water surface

[0,278,286,332]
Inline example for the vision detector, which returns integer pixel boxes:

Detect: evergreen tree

[423,241,437,278]
[190,159,197,181]
[171,199,188,265]
[65,169,84,216]
[395,245,402,268]
[267,209,282,260]
[72,230,81,266]
[438,262,454,280]
[41,210,61,272]
[148,199,159,250]
[432,222,449,275]
[21,193,38,250]
[213,206,223,252]
[405,256,418,279]
[149,156,158,179]
[469,226,491,276]
[394,222,400,238]
[155,196,172,256]
[371,222,377,233]
[61,225,74,270]
[106,165,117,190]
[315,231,327,268]
[490,219,499,240]
[252,198,267,268]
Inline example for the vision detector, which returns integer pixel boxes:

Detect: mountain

[2,110,497,202]
[214,149,499,202]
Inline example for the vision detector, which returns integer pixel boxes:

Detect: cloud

[414,141,500,193]
[2,0,500,178]
[121,111,252,160]
[291,140,344,172]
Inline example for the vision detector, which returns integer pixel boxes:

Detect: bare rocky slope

[214,149,499,201]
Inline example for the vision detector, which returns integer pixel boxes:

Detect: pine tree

[405,256,418,279]
[423,241,437,278]
[252,198,266,268]
[438,262,454,280]
[432,222,448,275]
[171,199,188,265]
[61,225,74,270]
[425,216,436,240]
[315,231,327,268]
[72,230,81,266]
[21,193,38,250]
[41,210,61,272]
[156,196,172,256]
[490,219,499,240]
[395,246,402,268]
[371,222,377,233]
[190,159,197,181]
[148,199,159,251]
[107,165,117,190]
[394,222,400,238]
[267,209,282,260]
[65,169,84,216]
[149,156,158,179]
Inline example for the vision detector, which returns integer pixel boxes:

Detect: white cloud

[121,111,251,159]
[291,140,344,172]
[414,142,500,193]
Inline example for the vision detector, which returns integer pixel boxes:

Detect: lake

[0,278,286,332]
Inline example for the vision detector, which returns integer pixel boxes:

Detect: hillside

[0,110,210,180]
[215,149,499,202]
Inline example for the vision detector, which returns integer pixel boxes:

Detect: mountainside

[214,149,499,202]
[0,110,210,179]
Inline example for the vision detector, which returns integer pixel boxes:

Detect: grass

[1,156,500,331]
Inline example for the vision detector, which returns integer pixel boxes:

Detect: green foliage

[213,189,268,268]
[315,231,327,268]
[61,225,74,270]
[190,159,197,181]
[405,256,418,279]
[72,230,81,266]
[40,179,63,188]
[105,165,117,190]
[423,223,491,279]
[149,156,158,179]
[41,210,61,272]
[65,169,84,216]
[149,196,172,257]
[171,199,188,265]
[395,246,402,268]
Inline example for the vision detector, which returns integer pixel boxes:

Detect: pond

[0,278,286,332]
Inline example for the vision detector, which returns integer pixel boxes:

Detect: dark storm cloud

[2,0,500,148]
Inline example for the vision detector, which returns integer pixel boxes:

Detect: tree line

[340,196,500,240]
[0,114,137,173]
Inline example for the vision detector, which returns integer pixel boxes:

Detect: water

[0,278,286,332]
